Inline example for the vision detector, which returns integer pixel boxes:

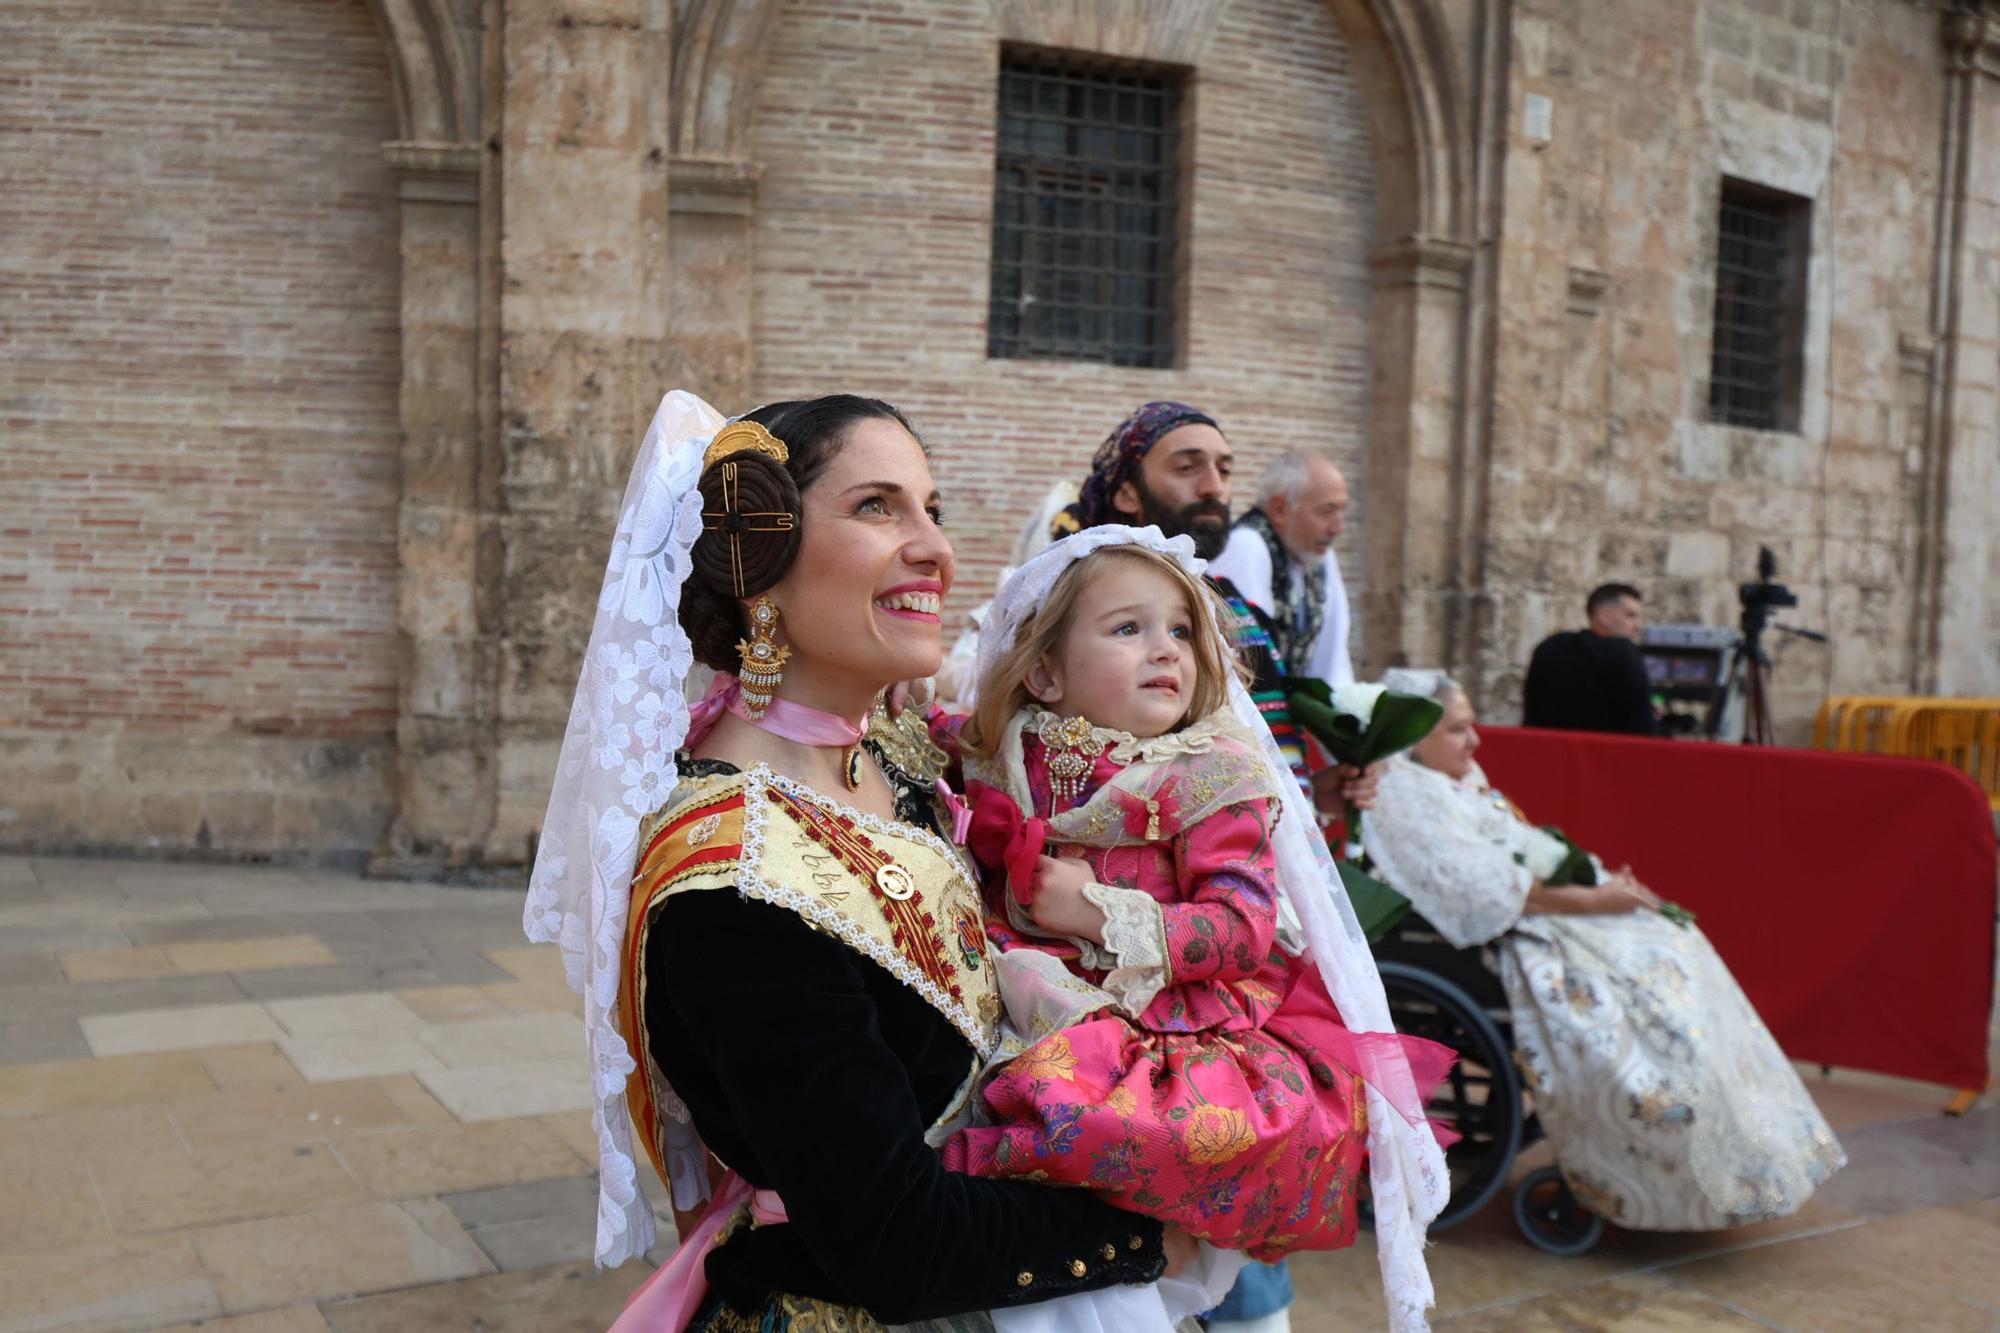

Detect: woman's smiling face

[761,416,955,699]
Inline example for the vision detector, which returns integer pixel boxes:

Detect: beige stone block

[80,1002,287,1057]
[0,1050,216,1117]
[266,993,427,1040]
[191,1199,493,1313]
[369,1072,459,1127]
[333,1117,588,1199]
[417,1060,595,1123]
[158,1308,331,1333]
[539,1109,598,1164]
[56,944,178,983]
[166,1080,420,1152]
[395,984,503,1023]
[197,1041,306,1093]
[163,935,338,974]
[96,1140,365,1235]
[0,1152,113,1255]
[276,1033,448,1084]
[417,1012,586,1069]
[0,1103,185,1171]
[0,1233,219,1332]
[314,1259,645,1332]
[480,980,586,1017]
[483,944,568,988]
[1667,1204,1998,1330]
[1432,1272,1768,1331]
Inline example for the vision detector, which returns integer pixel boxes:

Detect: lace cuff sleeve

[1077,881,1170,1017]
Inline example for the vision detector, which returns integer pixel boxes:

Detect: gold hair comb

[703,420,789,471]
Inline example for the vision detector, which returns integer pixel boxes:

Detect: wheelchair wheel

[1512,1165,1604,1256]
[1376,961,1522,1231]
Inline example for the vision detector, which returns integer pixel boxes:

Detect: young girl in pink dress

[940,532,1452,1262]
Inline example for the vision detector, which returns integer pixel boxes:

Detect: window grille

[1708,181,1810,431]
[988,49,1185,368]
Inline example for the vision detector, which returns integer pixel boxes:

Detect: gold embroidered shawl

[617,764,1002,1195]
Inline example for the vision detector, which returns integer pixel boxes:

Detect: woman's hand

[1161,1227,1199,1277]
[1028,855,1107,944]
[1597,869,1662,913]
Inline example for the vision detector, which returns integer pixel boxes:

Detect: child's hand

[1028,855,1107,944]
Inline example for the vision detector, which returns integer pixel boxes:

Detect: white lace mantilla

[521,391,723,1266]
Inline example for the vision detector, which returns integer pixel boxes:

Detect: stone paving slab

[0,853,1991,1333]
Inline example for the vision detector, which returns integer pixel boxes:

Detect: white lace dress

[1362,756,1845,1230]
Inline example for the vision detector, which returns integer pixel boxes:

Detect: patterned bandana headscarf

[1051,401,1219,538]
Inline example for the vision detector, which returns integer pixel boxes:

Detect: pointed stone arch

[663,0,1502,686]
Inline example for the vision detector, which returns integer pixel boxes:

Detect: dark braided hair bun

[678,394,921,673]
[689,450,802,601]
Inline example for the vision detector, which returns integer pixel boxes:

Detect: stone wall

[747,0,1381,618]
[5,0,1996,870]
[0,0,404,858]
[1477,0,1965,739]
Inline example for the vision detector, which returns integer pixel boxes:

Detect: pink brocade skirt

[942,971,1452,1260]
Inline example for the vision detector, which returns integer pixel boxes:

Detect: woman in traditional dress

[1360,669,1845,1232]
[524,393,1197,1332]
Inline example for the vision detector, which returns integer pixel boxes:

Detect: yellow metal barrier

[1815,694,2000,811]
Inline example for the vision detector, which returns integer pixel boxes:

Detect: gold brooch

[874,863,916,901]
[703,420,789,471]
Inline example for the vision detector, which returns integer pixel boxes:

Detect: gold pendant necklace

[843,744,864,791]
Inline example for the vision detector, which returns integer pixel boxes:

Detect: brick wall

[747,0,1378,626]
[0,0,402,857]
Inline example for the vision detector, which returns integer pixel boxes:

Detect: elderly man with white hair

[1207,449,1354,686]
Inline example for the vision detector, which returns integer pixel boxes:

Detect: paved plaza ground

[0,855,1995,1332]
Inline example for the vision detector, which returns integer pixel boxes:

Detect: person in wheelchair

[1361,668,1844,1235]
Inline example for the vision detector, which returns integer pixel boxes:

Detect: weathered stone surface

[6,0,1995,868]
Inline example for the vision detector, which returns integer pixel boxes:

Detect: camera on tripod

[1739,546,1799,620]
[1697,545,1825,744]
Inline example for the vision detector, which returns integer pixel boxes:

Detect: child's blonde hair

[962,545,1248,759]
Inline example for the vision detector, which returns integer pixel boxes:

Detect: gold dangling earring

[736,596,790,719]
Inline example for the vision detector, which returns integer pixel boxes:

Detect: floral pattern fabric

[1363,755,1846,1230]
[942,707,1451,1259]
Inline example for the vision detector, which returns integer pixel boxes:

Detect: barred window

[988,48,1186,368]
[1708,180,1811,431]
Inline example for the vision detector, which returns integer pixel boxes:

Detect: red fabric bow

[965,782,1048,908]
[1110,777,1182,842]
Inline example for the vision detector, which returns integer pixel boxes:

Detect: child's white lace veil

[976,524,1448,1333]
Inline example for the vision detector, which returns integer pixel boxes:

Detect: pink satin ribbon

[684,674,868,750]
[608,1173,790,1332]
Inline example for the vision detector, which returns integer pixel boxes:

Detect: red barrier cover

[1473,726,1997,1090]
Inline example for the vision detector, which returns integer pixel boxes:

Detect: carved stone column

[1923,8,2000,694]
[665,157,760,409]
[371,142,496,878]
[1360,235,1479,680]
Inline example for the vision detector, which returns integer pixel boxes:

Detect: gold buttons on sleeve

[1101,1243,1117,1261]
[1129,1235,1144,1250]
[1015,1271,1033,1288]
[1068,1258,1087,1278]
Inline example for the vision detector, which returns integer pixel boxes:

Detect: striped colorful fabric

[1209,575,1311,795]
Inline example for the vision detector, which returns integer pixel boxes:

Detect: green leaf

[1536,826,1598,887]
[1337,860,1413,943]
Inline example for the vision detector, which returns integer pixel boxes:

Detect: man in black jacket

[1523,583,1662,736]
